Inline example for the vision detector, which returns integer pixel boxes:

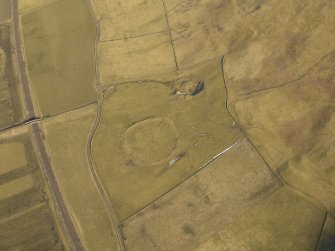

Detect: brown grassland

[0,23,24,129]
[0,128,66,250]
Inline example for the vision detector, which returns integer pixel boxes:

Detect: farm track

[11,0,84,250]
[85,0,126,250]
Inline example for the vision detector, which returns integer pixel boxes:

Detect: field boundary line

[0,101,97,134]
[122,138,246,223]
[99,29,171,43]
[220,56,329,209]
[102,55,223,88]
[18,0,61,16]
[315,212,328,251]
[0,201,45,224]
[161,0,178,70]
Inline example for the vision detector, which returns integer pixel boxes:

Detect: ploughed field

[0,23,24,130]
[0,129,65,250]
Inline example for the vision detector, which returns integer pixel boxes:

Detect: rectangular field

[0,204,64,250]
[43,104,119,250]
[18,0,59,14]
[0,23,24,129]
[0,174,34,200]
[197,187,326,251]
[92,0,168,41]
[0,0,10,22]
[93,59,245,221]
[0,129,66,250]
[0,141,26,175]
[234,52,335,220]
[122,140,280,250]
[98,31,177,84]
[21,0,97,115]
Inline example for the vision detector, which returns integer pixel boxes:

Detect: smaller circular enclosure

[122,118,179,166]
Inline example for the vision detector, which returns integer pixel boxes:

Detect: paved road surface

[11,1,84,250]
[11,0,35,118]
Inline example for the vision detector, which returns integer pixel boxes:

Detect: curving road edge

[85,0,126,250]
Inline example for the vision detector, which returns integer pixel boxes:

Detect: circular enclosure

[122,118,179,165]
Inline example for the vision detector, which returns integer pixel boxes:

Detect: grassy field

[21,0,97,116]
[94,0,176,84]
[43,104,119,251]
[93,59,244,221]
[233,52,335,217]
[122,140,280,250]
[197,187,326,251]
[0,0,10,22]
[0,204,64,250]
[0,174,34,200]
[0,129,66,250]
[223,0,335,102]
[0,23,24,129]
[0,141,26,175]
[163,0,335,71]
[92,0,168,41]
[18,0,59,14]
[98,31,176,84]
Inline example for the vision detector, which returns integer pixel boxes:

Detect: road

[11,0,35,118]
[86,0,126,249]
[11,1,84,250]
